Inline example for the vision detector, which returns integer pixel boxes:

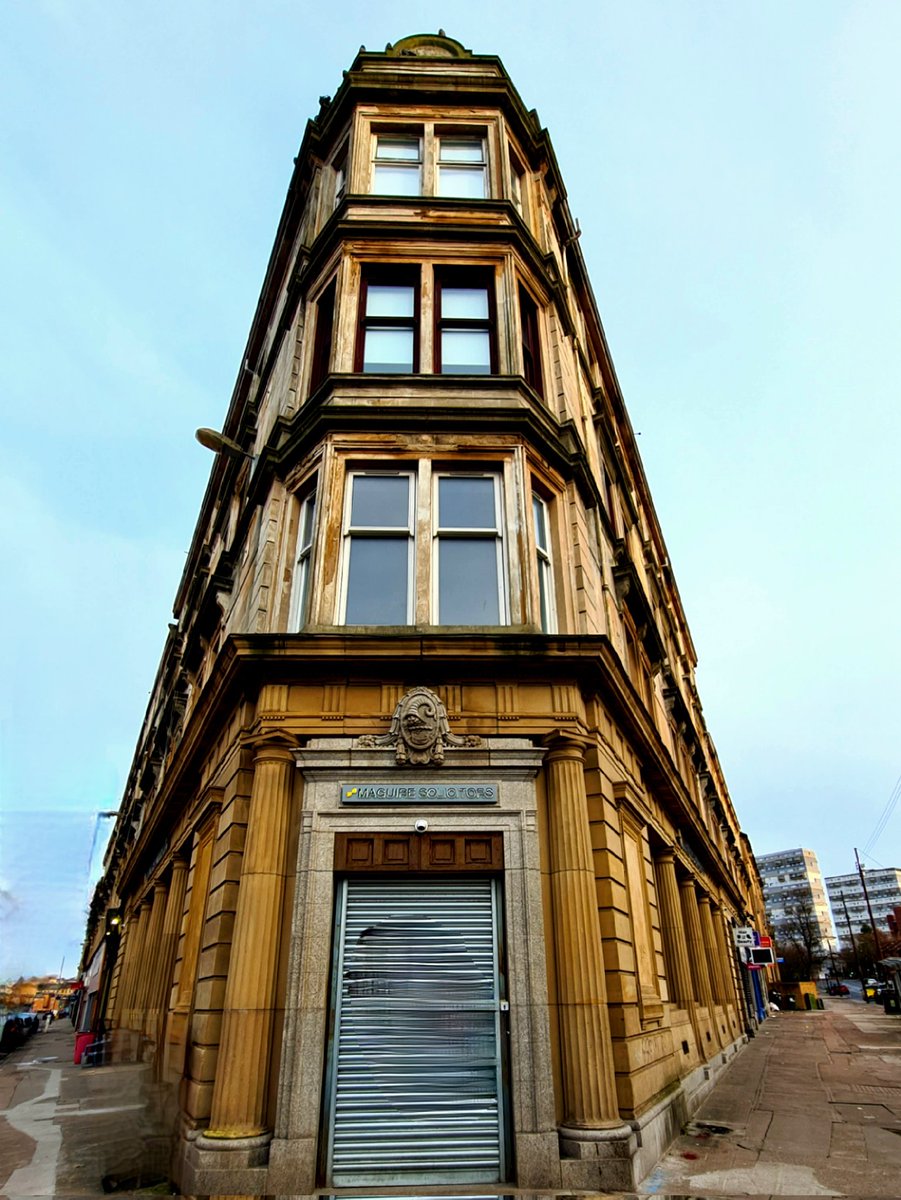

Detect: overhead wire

[861,771,901,860]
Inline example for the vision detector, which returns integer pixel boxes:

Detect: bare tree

[776,895,826,981]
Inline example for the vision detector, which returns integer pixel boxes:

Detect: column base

[558,1121,637,1190]
[177,1128,271,1195]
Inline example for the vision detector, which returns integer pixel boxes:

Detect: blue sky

[2,0,899,978]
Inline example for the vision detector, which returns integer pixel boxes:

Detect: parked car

[827,982,850,995]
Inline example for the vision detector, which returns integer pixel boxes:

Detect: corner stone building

[82,33,767,1195]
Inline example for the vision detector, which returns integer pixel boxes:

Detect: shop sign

[341,782,498,804]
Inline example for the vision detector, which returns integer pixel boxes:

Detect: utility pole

[854,847,884,968]
[839,891,864,989]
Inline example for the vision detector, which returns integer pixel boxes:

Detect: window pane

[366,285,415,318]
[363,327,415,373]
[300,493,317,547]
[376,137,421,161]
[350,475,410,528]
[373,164,421,195]
[441,328,491,373]
[346,538,409,624]
[537,561,552,633]
[439,476,496,529]
[532,495,548,552]
[438,539,500,624]
[439,139,484,163]
[438,165,487,199]
[441,287,489,320]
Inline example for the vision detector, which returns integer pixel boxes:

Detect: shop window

[434,269,496,374]
[356,269,420,373]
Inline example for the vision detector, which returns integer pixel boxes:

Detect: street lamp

[195,428,253,459]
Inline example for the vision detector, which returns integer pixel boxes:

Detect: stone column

[713,906,741,1010]
[698,894,729,1047]
[120,899,152,1029]
[679,878,715,1016]
[148,857,189,1052]
[698,896,728,1004]
[206,740,296,1138]
[652,851,694,1009]
[138,880,169,1033]
[544,736,621,1129]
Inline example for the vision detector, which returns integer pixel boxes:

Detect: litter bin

[785,994,797,1011]
[883,993,900,1015]
[804,993,814,1009]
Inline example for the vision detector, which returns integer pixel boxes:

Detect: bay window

[369,125,490,198]
[339,465,508,627]
[353,264,497,376]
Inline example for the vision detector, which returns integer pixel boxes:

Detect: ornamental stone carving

[357,686,481,765]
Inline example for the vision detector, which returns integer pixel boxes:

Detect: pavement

[0,1021,173,1198]
[0,999,899,1198]
[636,997,901,1198]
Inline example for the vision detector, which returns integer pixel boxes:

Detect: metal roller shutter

[326,877,507,1185]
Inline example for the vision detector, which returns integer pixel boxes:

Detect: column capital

[542,731,592,763]
[240,730,302,764]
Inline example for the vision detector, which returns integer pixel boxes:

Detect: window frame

[433,266,498,375]
[432,470,508,626]
[368,122,493,199]
[531,491,556,633]
[309,278,336,394]
[436,134,488,199]
[289,484,319,630]
[518,285,544,398]
[339,469,417,626]
[371,131,423,196]
[354,267,421,374]
[335,462,513,628]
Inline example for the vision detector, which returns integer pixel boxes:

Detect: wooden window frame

[309,279,336,394]
[433,266,497,375]
[518,285,544,397]
[354,266,421,374]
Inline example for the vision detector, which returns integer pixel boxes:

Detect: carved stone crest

[357,686,482,765]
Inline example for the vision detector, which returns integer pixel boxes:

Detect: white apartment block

[757,847,836,949]
[826,868,901,943]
